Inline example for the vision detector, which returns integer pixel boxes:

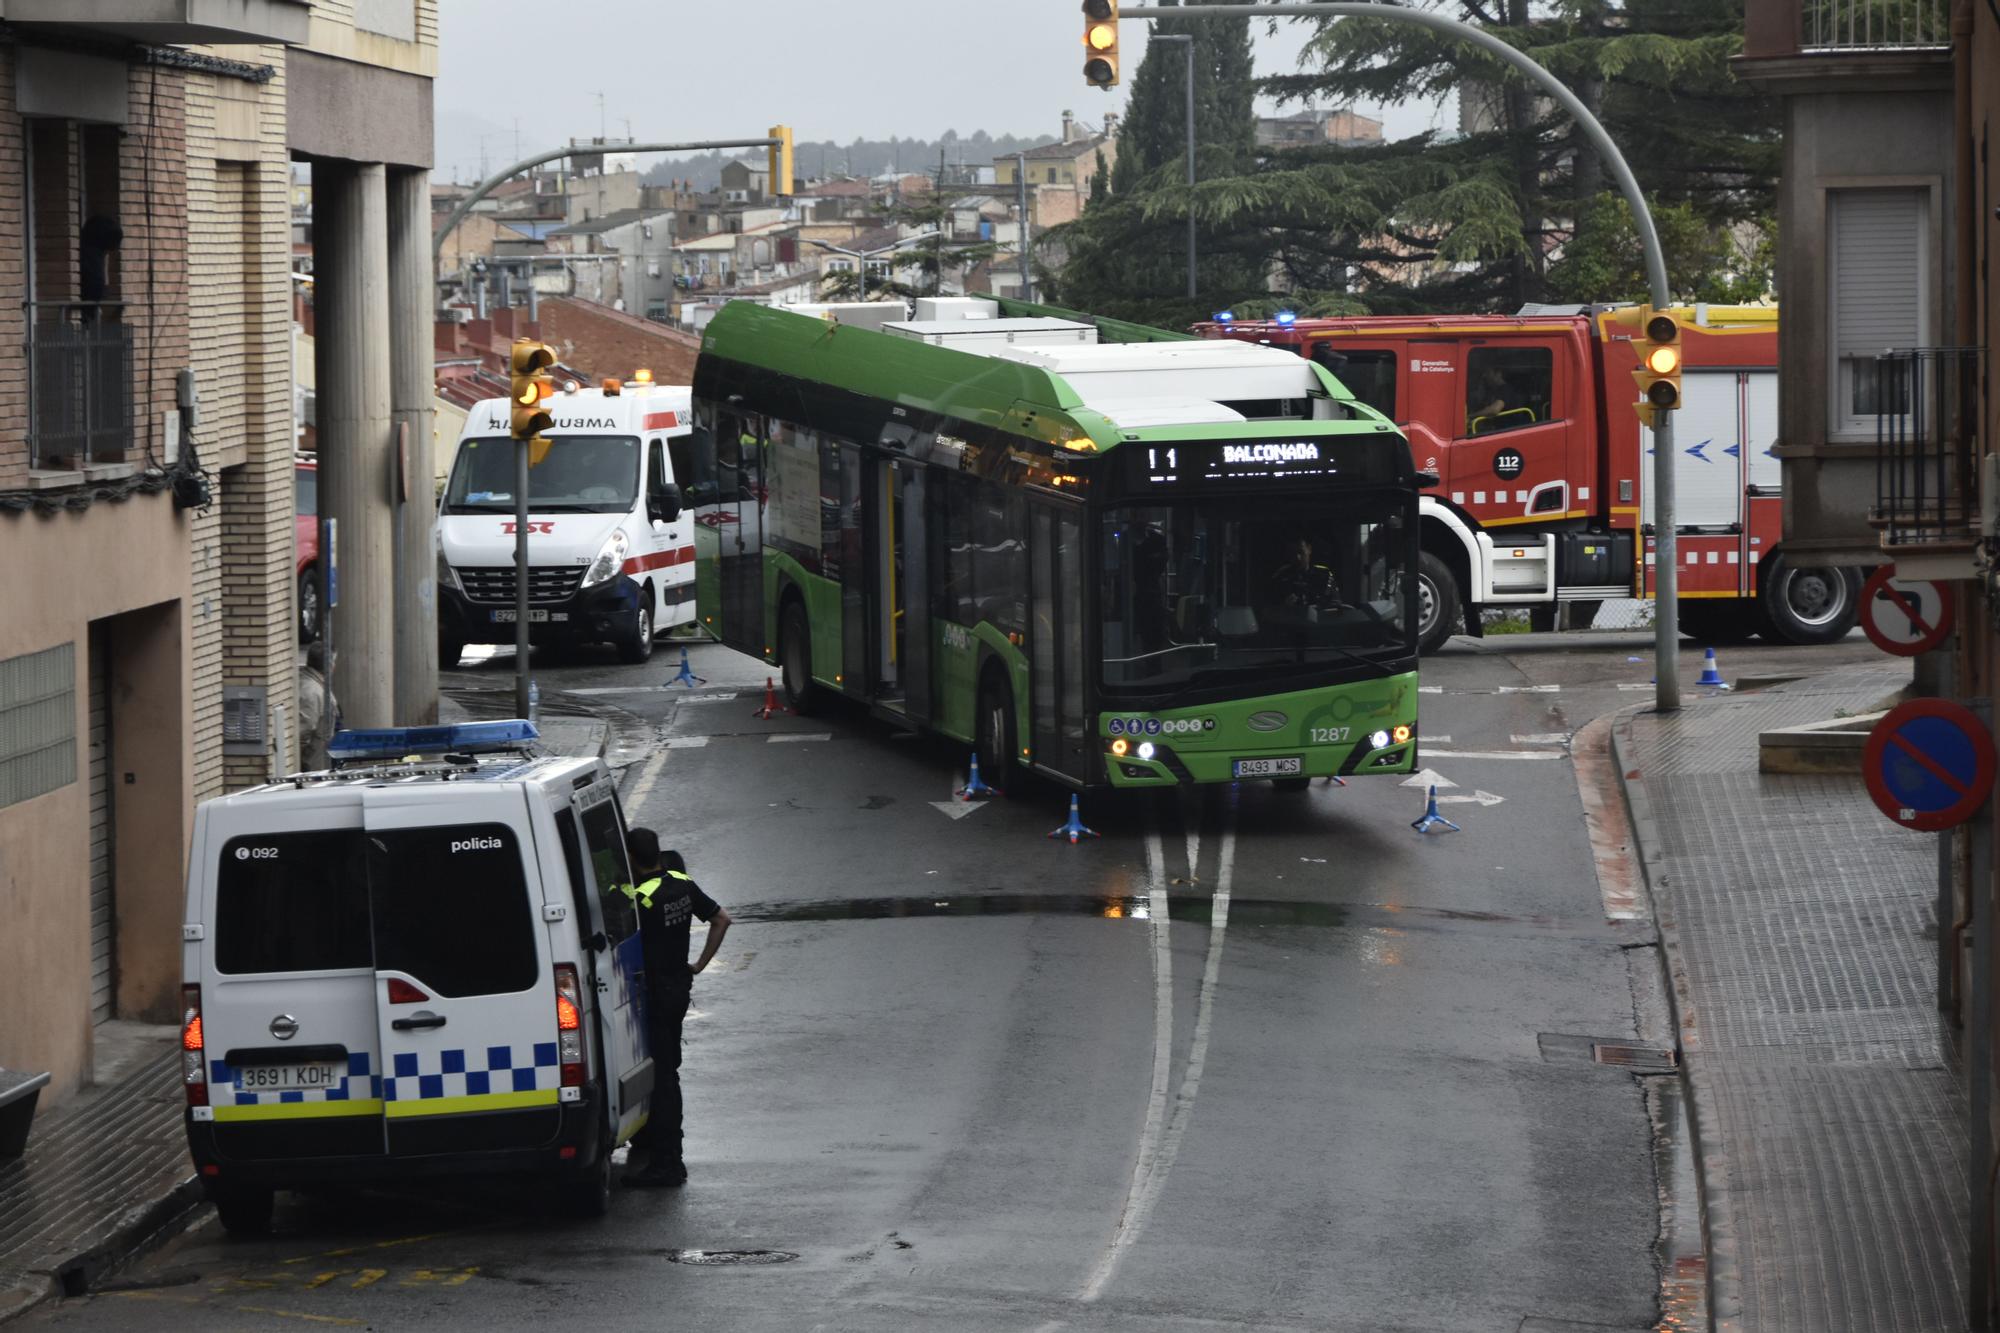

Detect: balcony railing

[26,304,134,470]
[1804,0,1951,48]
[1873,347,1983,550]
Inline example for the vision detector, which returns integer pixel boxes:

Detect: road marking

[1510,733,1572,746]
[1434,790,1506,807]
[931,771,988,820]
[1497,684,1561,694]
[768,732,832,743]
[1418,685,1443,694]
[1401,767,1459,789]
[1618,683,1655,692]
[566,685,739,699]
[1421,748,1565,761]
[661,735,710,749]
[1081,829,1176,1304]
[1420,734,1451,744]
[236,1308,364,1327]
[623,747,669,811]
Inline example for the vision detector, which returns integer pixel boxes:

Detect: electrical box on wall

[221,686,267,757]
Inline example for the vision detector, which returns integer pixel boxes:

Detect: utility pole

[1150,33,1198,299]
[1015,152,1033,301]
[1123,2,1681,709]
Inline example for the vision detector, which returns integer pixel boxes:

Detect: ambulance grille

[458,566,586,605]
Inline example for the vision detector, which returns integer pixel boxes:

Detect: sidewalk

[438,685,613,760]
[0,1024,198,1322]
[1613,664,1969,1331]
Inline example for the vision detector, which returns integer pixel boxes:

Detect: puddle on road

[730,894,1568,932]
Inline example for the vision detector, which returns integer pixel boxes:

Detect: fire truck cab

[1199,305,1862,653]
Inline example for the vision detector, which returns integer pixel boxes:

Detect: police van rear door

[361,784,561,1156]
[201,793,384,1157]
[558,777,649,1146]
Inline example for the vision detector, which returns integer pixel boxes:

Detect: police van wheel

[780,599,823,716]
[440,636,465,669]
[210,1184,274,1236]
[618,598,655,665]
[557,1148,611,1219]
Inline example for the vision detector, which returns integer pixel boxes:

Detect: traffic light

[1631,307,1683,427]
[767,124,794,197]
[510,339,556,441]
[1083,0,1119,88]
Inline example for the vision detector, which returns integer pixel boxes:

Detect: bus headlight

[1369,729,1392,750]
[1137,742,1156,761]
[581,528,630,589]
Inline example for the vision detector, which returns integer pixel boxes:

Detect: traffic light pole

[1150,33,1198,300]
[1124,2,1680,710]
[515,439,532,720]
[432,138,783,267]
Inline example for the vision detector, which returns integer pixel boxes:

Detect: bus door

[710,409,764,654]
[1029,502,1090,779]
[899,465,932,722]
[866,454,917,710]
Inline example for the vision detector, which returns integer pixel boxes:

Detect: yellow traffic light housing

[1631,308,1683,424]
[767,125,795,197]
[1083,0,1119,88]
[509,339,556,441]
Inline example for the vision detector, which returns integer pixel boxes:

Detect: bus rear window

[367,824,540,997]
[215,830,371,975]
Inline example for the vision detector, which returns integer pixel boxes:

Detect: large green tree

[1051,0,1778,318]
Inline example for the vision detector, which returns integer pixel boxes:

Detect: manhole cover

[1592,1043,1679,1073]
[666,1249,798,1266]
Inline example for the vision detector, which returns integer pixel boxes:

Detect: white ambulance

[180,721,656,1230]
[437,373,697,666]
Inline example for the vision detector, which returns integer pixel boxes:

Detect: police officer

[620,828,730,1188]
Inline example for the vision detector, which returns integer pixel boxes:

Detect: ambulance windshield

[444,435,640,515]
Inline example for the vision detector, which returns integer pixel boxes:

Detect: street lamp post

[807,231,942,303]
[1149,33,1197,300]
[1125,2,1682,711]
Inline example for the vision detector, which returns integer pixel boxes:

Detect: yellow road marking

[236,1304,364,1326]
[282,1232,457,1265]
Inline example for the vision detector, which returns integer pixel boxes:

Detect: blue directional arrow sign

[1685,439,1712,462]
[1724,443,1741,458]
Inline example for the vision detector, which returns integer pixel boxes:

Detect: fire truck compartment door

[1642,371,1746,530]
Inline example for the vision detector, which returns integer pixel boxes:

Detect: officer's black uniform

[627,855,720,1181]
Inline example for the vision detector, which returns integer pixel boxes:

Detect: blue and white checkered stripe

[213,1051,378,1108]
[383,1043,562,1103]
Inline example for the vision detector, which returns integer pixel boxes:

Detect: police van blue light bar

[326,719,540,763]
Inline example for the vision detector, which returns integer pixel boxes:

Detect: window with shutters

[1827,188,1930,438]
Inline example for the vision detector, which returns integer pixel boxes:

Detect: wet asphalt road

[30,630,1882,1332]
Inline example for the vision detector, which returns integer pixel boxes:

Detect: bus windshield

[1099,493,1410,694]
[443,435,640,515]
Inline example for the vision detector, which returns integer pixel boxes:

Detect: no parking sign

[1859,567,1953,657]
[1863,700,1995,831]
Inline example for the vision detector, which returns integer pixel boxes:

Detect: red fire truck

[1194,304,1861,654]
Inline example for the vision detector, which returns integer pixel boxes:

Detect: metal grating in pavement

[0,1049,190,1296]
[1626,670,1966,1333]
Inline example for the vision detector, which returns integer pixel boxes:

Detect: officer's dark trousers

[634,982,690,1164]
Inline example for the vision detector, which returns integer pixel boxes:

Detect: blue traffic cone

[957,753,999,800]
[1411,784,1461,834]
[1048,793,1100,844]
[1696,647,1728,689]
[668,647,706,688]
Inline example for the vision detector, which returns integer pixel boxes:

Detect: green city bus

[687,300,1424,792]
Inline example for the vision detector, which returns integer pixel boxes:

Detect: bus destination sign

[1135,439,1347,486]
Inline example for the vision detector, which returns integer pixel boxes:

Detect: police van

[180,721,655,1230]
[438,372,697,667]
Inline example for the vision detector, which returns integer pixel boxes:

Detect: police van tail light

[554,964,587,1087]
[181,984,207,1108]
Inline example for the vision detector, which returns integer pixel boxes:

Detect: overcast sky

[433,0,1451,183]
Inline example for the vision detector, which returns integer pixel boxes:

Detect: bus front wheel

[780,599,824,715]
[976,672,1018,794]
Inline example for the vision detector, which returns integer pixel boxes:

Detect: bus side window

[940,474,978,624]
[976,485,1026,635]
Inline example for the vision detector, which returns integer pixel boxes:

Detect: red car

[295,457,319,643]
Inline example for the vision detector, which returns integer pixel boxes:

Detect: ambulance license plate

[234,1062,341,1093]
[1233,756,1301,777]
[490,609,566,624]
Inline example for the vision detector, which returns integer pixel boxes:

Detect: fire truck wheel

[1676,601,1763,644]
[1761,556,1861,645]
[1415,550,1462,655]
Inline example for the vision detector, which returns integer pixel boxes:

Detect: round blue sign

[1864,699,1996,831]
